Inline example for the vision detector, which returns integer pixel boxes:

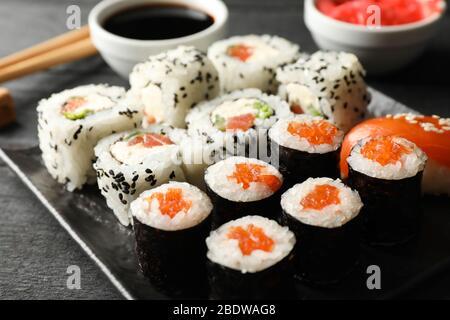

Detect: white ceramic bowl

[89,0,228,78]
[304,0,446,75]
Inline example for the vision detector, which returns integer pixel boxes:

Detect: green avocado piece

[63,109,93,120]
[124,130,143,141]
[305,104,323,117]
[213,115,226,131]
[253,101,273,119]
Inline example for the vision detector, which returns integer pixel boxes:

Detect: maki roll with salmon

[37,85,142,191]
[276,51,370,132]
[347,135,427,245]
[269,115,344,187]
[208,35,300,93]
[281,178,363,284]
[186,88,292,160]
[94,126,186,226]
[131,181,213,296]
[206,215,296,299]
[340,113,450,196]
[205,157,283,228]
[129,46,220,128]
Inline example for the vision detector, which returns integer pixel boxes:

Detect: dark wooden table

[0,0,449,299]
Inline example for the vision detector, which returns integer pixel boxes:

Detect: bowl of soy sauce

[89,0,228,78]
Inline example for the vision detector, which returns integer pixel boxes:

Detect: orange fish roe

[226,44,254,62]
[287,120,338,145]
[146,188,192,219]
[360,136,412,166]
[62,97,86,113]
[227,224,274,255]
[227,163,282,192]
[226,113,256,132]
[301,184,341,210]
[128,133,173,148]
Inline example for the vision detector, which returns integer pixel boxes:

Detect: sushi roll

[131,181,212,296]
[206,215,296,299]
[129,46,220,128]
[340,113,450,196]
[347,135,427,245]
[208,35,300,93]
[205,156,283,228]
[276,51,371,132]
[37,84,142,191]
[94,126,186,226]
[269,114,344,187]
[280,178,363,284]
[186,88,292,160]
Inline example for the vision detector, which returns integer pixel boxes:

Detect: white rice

[130,181,212,231]
[208,35,300,93]
[94,125,186,226]
[276,51,370,132]
[347,136,427,180]
[206,215,296,273]
[129,46,220,128]
[205,156,283,202]
[269,114,344,154]
[37,84,143,191]
[281,177,363,229]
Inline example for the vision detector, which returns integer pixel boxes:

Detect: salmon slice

[226,113,256,132]
[290,103,304,114]
[128,133,173,148]
[226,44,254,62]
[62,97,86,113]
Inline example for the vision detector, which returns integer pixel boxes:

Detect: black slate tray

[1,89,450,300]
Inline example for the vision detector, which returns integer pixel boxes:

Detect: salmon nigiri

[340,113,450,196]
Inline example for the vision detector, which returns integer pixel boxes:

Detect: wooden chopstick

[0,26,91,70]
[0,36,97,83]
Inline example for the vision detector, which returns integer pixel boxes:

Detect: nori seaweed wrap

[204,156,284,229]
[269,115,343,188]
[280,178,363,284]
[347,136,427,246]
[206,216,296,299]
[130,182,213,297]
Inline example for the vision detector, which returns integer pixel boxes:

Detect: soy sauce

[103,4,214,40]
